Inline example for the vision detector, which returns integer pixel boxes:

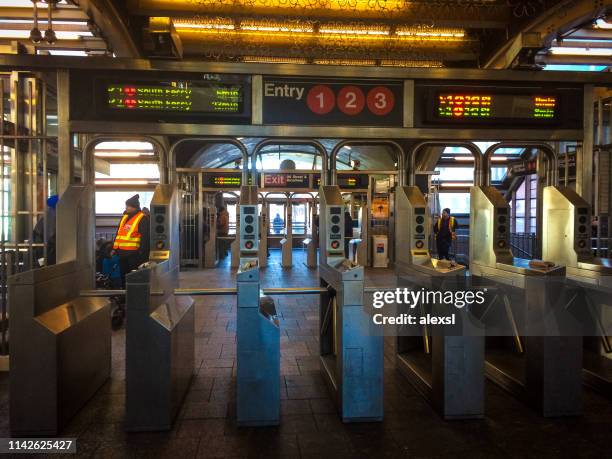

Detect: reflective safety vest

[113,211,145,251]
[436,216,456,240]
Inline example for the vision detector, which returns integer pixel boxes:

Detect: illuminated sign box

[436,93,557,120]
[70,71,252,123]
[415,82,583,129]
[202,173,243,188]
[106,83,243,114]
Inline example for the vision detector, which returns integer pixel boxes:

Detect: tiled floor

[0,249,611,458]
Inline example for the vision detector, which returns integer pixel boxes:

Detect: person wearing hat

[113,194,150,286]
[33,194,59,266]
[433,207,456,261]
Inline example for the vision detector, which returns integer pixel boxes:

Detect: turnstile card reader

[394,186,484,420]
[319,185,345,266]
[239,185,260,257]
[150,184,180,268]
[236,185,280,426]
[319,185,383,422]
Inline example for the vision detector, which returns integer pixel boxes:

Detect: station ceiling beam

[485,0,612,69]
[76,0,141,57]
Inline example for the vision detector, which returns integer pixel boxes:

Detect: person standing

[216,204,230,258]
[344,210,353,258]
[113,194,150,286]
[433,207,456,261]
[33,195,58,266]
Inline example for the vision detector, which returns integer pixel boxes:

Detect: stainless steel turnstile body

[395,185,484,419]
[319,185,383,422]
[236,185,280,426]
[542,186,612,398]
[9,184,110,436]
[9,261,111,436]
[125,261,195,431]
[126,184,195,431]
[471,185,582,417]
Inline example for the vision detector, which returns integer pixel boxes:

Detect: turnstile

[236,186,280,426]
[318,185,383,422]
[470,185,582,417]
[125,184,195,431]
[394,186,484,419]
[9,185,111,436]
[542,186,612,398]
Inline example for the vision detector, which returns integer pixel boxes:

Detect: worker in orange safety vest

[433,207,456,261]
[113,194,150,286]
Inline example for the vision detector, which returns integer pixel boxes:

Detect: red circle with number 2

[338,86,365,115]
[367,87,395,116]
[307,85,335,114]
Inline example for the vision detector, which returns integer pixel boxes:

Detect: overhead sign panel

[70,70,251,123]
[202,172,243,188]
[436,94,557,120]
[415,81,583,129]
[262,173,311,189]
[262,77,403,127]
[106,83,242,114]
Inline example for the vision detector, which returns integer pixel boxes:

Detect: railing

[510,233,539,260]
[430,230,539,262]
[592,237,610,258]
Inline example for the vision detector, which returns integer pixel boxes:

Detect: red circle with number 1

[338,86,365,115]
[367,87,395,116]
[307,85,335,115]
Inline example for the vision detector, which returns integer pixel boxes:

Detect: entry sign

[263,77,403,126]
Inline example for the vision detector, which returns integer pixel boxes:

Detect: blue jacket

[102,255,121,279]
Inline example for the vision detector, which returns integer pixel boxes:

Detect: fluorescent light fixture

[491,156,508,162]
[95,152,154,158]
[313,58,376,66]
[0,30,93,40]
[454,156,475,161]
[319,24,388,36]
[42,49,89,56]
[549,46,612,56]
[595,18,612,29]
[380,59,444,68]
[344,146,352,150]
[241,20,313,33]
[95,180,150,185]
[0,19,88,26]
[95,141,154,150]
[242,55,308,64]
[396,27,465,39]
[440,182,473,187]
[544,64,607,71]
[0,0,68,6]
[173,19,234,30]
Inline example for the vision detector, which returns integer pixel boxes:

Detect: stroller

[96,240,126,330]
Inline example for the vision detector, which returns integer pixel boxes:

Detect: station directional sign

[262,77,403,127]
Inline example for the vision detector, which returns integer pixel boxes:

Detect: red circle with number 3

[307,85,335,115]
[337,86,365,115]
[367,87,394,116]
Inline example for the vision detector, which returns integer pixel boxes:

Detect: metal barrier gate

[0,72,57,368]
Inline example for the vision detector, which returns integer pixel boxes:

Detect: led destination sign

[436,93,557,120]
[106,83,244,114]
[202,172,242,188]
